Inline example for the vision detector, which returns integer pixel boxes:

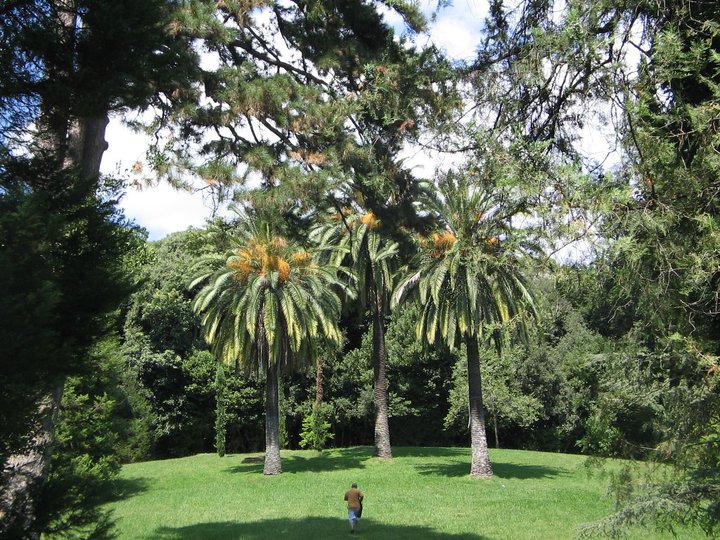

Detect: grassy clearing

[106,447,702,539]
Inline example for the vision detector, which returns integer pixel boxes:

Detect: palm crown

[312,209,399,307]
[192,221,343,375]
[396,172,539,348]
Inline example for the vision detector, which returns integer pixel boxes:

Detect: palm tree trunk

[466,336,493,478]
[372,295,392,459]
[263,360,282,475]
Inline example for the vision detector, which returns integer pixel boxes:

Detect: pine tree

[472,0,720,531]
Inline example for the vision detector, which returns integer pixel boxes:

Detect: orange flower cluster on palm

[427,230,457,258]
[227,238,312,286]
[290,251,312,265]
[329,207,353,222]
[359,211,381,230]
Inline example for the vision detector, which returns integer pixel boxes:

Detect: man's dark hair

[351,483,357,488]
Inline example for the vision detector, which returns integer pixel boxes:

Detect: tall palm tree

[394,172,538,478]
[313,210,399,459]
[192,220,343,475]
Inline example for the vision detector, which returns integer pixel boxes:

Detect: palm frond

[407,173,540,352]
[392,269,421,308]
[430,260,449,306]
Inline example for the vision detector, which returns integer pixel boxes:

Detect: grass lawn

[105,447,703,539]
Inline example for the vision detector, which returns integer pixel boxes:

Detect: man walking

[343,482,364,534]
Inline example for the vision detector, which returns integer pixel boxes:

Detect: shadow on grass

[225,447,372,475]
[492,461,565,480]
[416,460,564,479]
[392,446,470,459]
[102,476,151,503]
[148,517,490,540]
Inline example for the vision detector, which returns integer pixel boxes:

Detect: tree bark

[372,292,392,459]
[466,336,493,478]
[0,385,63,539]
[263,360,282,475]
[67,115,111,180]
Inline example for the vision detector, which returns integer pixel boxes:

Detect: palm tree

[192,220,343,475]
[313,209,399,459]
[394,172,538,478]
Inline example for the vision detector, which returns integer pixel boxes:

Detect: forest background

[0,0,718,539]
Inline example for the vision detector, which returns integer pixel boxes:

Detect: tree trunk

[493,414,500,449]
[372,293,392,459]
[67,115,111,180]
[263,361,282,475]
[0,384,63,539]
[466,336,493,478]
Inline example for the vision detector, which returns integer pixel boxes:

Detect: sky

[102,1,489,240]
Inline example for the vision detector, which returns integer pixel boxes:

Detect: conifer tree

[215,365,228,457]
[0,0,195,536]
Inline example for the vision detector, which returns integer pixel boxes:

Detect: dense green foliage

[36,340,126,539]
[298,402,334,452]
[0,159,138,540]
[0,159,135,457]
[214,365,228,457]
[111,231,649,459]
[117,230,266,460]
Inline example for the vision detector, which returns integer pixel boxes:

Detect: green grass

[105,447,703,539]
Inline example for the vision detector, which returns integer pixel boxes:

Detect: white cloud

[119,183,214,240]
[101,114,148,176]
[377,4,407,35]
[429,16,481,62]
[102,115,218,241]
[424,1,488,62]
